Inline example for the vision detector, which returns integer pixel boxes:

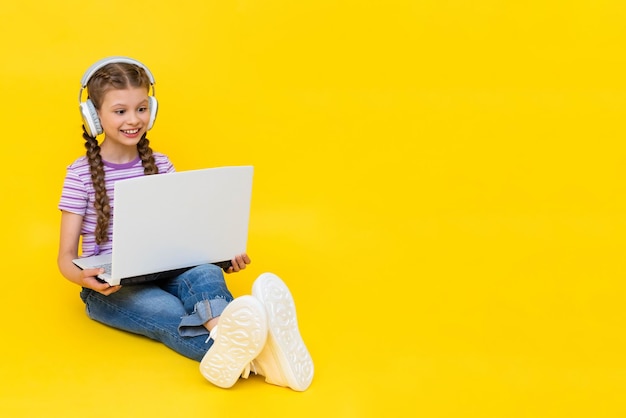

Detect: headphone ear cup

[147,96,158,130]
[80,99,103,137]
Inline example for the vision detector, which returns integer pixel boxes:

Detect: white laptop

[73,165,253,286]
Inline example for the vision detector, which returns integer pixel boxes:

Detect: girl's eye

[138,106,148,113]
[115,110,125,115]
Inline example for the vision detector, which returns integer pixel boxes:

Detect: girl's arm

[57,211,120,294]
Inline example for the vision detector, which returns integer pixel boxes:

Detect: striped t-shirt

[58,153,175,257]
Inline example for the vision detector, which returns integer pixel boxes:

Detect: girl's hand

[81,268,122,295]
[225,253,251,274]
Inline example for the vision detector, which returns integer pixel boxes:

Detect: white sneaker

[199,295,268,389]
[250,273,314,391]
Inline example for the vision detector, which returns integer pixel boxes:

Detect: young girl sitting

[57,56,313,391]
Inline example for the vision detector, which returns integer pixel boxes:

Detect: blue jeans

[80,264,233,362]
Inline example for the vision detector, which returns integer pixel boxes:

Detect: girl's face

[97,87,151,149]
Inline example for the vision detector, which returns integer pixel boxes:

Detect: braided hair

[83,62,158,245]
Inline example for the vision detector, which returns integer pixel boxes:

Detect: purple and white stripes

[59,153,175,257]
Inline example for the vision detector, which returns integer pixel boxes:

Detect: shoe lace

[241,361,258,379]
[205,325,219,343]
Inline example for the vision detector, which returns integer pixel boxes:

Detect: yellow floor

[3,1,626,417]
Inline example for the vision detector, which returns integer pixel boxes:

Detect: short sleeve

[58,165,89,216]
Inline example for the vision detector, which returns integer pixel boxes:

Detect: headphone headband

[78,56,155,104]
[80,56,155,87]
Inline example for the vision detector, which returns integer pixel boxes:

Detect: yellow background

[1,1,625,417]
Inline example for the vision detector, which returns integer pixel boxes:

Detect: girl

[57,57,313,391]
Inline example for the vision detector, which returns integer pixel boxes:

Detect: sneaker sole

[252,273,314,391]
[199,295,268,388]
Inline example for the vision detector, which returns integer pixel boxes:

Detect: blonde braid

[137,134,158,175]
[83,127,111,245]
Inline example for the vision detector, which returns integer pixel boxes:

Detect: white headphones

[78,56,158,137]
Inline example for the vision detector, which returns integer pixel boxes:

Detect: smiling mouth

[121,129,140,134]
